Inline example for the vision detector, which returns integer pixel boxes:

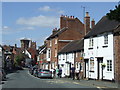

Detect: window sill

[88,48,93,50]
[102,45,108,48]
[89,71,94,72]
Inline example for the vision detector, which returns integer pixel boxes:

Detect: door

[84,59,89,78]
[97,58,103,80]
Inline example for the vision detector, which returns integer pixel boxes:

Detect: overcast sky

[1,2,118,48]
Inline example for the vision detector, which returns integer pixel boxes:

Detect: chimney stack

[84,12,90,35]
[91,19,95,29]
[52,28,57,34]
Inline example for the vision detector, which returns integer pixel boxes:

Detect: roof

[84,16,120,38]
[46,27,67,40]
[58,39,84,54]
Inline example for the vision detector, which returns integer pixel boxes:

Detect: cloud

[38,6,65,14]
[16,15,59,28]
[57,10,65,14]
[38,6,52,12]
[20,27,35,30]
[3,26,9,29]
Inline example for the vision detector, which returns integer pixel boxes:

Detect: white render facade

[58,53,74,77]
[84,32,114,80]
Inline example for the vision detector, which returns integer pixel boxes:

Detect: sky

[1,1,119,48]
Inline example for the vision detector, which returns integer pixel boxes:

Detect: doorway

[84,59,89,79]
[97,58,103,80]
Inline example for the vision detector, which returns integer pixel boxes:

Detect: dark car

[38,69,52,78]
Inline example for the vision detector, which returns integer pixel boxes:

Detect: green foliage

[106,5,120,22]
[14,53,25,66]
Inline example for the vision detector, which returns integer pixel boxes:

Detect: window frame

[107,60,112,71]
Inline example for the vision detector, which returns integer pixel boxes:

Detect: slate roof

[84,16,120,39]
[46,27,67,40]
[58,39,84,54]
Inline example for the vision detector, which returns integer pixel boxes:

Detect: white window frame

[63,54,65,60]
[89,38,94,48]
[107,60,112,71]
[104,35,108,45]
[55,38,57,44]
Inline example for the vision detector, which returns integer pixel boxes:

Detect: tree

[14,53,25,67]
[106,4,120,22]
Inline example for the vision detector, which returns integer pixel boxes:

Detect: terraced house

[38,12,93,70]
[84,16,120,82]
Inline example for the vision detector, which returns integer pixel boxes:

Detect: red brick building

[42,13,93,70]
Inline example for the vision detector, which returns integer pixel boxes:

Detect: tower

[20,38,30,49]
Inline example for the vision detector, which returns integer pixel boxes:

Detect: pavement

[54,77,119,89]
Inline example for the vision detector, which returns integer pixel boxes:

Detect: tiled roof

[84,16,120,38]
[58,39,84,54]
[46,27,67,40]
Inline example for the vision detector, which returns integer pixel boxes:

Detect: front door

[84,59,89,79]
[97,58,103,80]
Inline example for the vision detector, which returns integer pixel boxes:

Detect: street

[1,68,99,89]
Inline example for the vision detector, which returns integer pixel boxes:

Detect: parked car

[38,69,52,78]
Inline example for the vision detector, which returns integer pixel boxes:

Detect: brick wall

[114,31,120,83]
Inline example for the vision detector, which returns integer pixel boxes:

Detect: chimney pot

[86,12,89,17]
[91,18,95,29]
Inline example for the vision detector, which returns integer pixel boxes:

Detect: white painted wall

[58,53,75,77]
[84,33,114,80]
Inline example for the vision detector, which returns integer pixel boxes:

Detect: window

[104,35,108,45]
[76,53,78,58]
[55,49,57,57]
[67,54,69,59]
[50,41,52,47]
[107,60,112,71]
[55,39,57,44]
[89,38,94,48]
[48,49,51,58]
[90,57,94,71]
[63,54,65,60]
[59,55,61,61]
[72,53,74,59]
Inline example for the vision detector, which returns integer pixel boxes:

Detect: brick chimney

[52,28,57,34]
[60,15,67,29]
[84,12,90,35]
[91,19,95,29]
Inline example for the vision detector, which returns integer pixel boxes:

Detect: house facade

[58,39,84,78]
[44,15,86,70]
[84,16,120,81]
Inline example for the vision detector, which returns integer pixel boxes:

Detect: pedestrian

[56,68,59,78]
[75,67,80,80]
[58,68,62,78]
[71,64,75,80]
[53,69,56,78]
